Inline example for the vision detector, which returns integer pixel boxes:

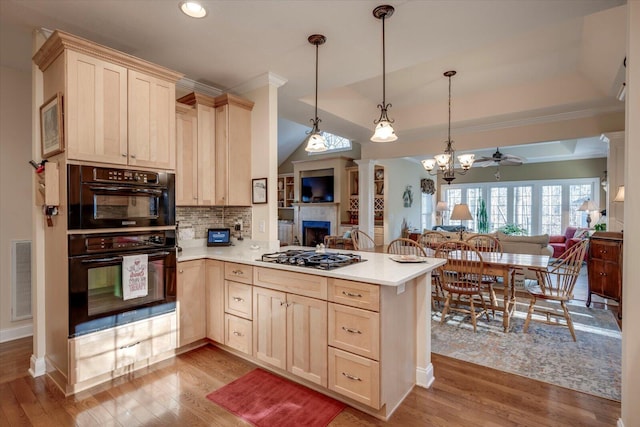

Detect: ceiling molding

[176,78,223,98]
[232,72,288,95]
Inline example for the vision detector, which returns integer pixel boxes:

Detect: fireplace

[302,221,330,247]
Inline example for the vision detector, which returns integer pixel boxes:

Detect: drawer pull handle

[342,291,363,298]
[232,270,244,275]
[232,297,245,302]
[600,272,607,276]
[600,250,607,254]
[119,341,140,350]
[342,326,362,334]
[342,372,362,381]
[232,331,243,337]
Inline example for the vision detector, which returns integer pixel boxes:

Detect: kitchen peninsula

[177,240,445,420]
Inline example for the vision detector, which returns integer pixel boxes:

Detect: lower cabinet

[206,260,225,343]
[68,312,176,385]
[177,259,206,347]
[252,286,328,386]
[328,347,380,409]
[223,262,254,355]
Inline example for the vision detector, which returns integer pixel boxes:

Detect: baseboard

[617,418,624,427]
[0,324,33,343]
[29,354,46,377]
[416,363,435,388]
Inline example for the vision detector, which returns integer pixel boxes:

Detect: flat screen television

[301,176,334,203]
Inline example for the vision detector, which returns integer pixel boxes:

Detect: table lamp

[613,185,625,202]
[577,199,598,228]
[435,201,449,225]
[450,203,473,240]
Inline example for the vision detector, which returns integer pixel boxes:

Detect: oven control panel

[92,167,160,184]
[69,231,176,256]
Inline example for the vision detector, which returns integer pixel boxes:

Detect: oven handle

[80,251,172,264]
[88,185,163,195]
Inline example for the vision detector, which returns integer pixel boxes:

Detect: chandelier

[370,5,397,143]
[304,34,328,152]
[421,70,474,184]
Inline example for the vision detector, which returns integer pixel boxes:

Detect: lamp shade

[578,200,598,212]
[436,201,449,212]
[613,185,625,202]
[450,203,473,221]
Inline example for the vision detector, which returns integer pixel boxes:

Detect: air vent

[12,240,32,321]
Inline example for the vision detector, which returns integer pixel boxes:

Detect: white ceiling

[0,0,626,166]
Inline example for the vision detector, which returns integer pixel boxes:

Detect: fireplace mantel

[294,203,340,246]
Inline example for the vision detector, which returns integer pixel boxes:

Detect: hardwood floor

[1,338,620,426]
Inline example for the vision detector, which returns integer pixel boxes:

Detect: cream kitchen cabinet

[214,94,254,206]
[253,267,328,386]
[177,260,206,347]
[176,93,217,205]
[33,30,182,169]
[223,263,254,355]
[205,260,225,343]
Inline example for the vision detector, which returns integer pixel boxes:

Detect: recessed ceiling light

[179,1,207,18]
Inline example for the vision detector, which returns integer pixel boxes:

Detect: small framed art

[252,178,268,204]
[40,93,64,158]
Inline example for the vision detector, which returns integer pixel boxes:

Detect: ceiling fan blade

[475,160,496,167]
[498,159,523,166]
[502,154,525,162]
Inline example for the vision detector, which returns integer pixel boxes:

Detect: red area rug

[206,368,345,427]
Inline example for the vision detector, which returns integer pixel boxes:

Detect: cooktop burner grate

[259,250,365,270]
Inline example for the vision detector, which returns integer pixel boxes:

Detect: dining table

[429,248,550,332]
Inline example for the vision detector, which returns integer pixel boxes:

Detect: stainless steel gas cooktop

[259,250,365,270]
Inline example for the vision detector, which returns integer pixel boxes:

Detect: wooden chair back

[434,241,485,294]
[351,229,376,251]
[534,238,588,299]
[386,238,427,256]
[465,234,503,254]
[419,231,448,250]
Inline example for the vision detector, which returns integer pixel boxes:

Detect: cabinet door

[253,287,287,369]
[197,104,216,205]
[287,294,328,387]
[66,50,128,165]
[128,70,176,170]
[206,260,225,343]
[177,260,206,346]
[215,102,252,205]
[176,107,198,205]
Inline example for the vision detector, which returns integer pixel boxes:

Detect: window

[308,131,352,154]
[421,193,434,231]
[441,178,598,235]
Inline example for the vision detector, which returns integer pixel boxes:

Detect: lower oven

[68,230,176,337]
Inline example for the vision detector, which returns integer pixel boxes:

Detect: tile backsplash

[176,206,252,241]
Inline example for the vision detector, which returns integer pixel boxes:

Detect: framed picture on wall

[40,92,64,158]
[252,178,268,204]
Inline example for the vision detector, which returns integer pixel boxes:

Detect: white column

[414,272,434,388]
[355,159,375,239]
[621,2,639,426]
[602,131,624,232]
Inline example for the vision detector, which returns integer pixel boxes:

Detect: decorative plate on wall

[421,178,435,194]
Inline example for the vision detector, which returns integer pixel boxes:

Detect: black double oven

[67,165,177,337]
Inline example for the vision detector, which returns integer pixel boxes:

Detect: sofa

[549,227,589,258]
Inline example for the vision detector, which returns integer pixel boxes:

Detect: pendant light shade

[371,5,397,143]
[304,34,327,153]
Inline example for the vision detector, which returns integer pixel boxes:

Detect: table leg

[503,267,511,332]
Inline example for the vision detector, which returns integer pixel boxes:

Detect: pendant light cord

[447,73,451,144]
[382,15,386,107]
[315,41,319,122]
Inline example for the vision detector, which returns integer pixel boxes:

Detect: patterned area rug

[431,300,621,401]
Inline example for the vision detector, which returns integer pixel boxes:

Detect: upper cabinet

[176,93,217,206]
[176,92,254,206]
[33,30,183,170]
[214,94,254,206]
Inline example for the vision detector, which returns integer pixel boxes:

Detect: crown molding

[176,78,223,98]
[231,72,288,95]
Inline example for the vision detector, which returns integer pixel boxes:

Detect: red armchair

[549,227,589,258]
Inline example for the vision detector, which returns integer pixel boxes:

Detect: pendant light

[421,70,474,184]
[304,34,328,153]
[371,5,397,143]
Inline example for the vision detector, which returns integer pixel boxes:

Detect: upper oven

[68,164,175,230]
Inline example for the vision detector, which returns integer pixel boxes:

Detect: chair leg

[479,294,490,322]
[440,294,452,324]
[469,297,477,332]
[523,297,536,333]
[488,284,498,316]
[561,301,577,342]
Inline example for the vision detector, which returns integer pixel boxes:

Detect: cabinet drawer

[328,347,380,409]
[589,241,621,262]
[225,314,252,355]
[328,279,380,311]
[329,303,380,360]
[225,262,253,285]
[254,267,327,300]
[225,280,252,319]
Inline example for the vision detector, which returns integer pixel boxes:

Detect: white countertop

[177,239,445,286]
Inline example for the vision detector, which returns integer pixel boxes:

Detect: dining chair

[522,238,589,341]
[386,238,427,256]
[435,241,490,332]
[351,229,376,251]
[418,231,449,308]
[465,234,503,315]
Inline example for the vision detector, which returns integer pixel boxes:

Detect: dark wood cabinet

[587,232,623,319]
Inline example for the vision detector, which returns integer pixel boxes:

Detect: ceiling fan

[474,148,525,167]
